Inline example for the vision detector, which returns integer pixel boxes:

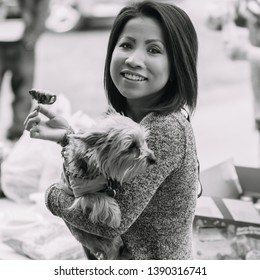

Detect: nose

[147,154,157,165]
[125,50,145,68]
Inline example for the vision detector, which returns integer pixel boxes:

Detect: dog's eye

[128,142,140,156]
[128,141,137,150]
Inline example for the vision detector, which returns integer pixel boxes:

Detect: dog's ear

[74,131,108,148]
[104,105,118,117]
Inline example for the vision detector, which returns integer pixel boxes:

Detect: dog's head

[70,109,156,183]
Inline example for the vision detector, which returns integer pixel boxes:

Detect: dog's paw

[94,251,105,260]
[107,217,121,229]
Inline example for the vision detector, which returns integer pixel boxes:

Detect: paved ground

[0,0,260,170]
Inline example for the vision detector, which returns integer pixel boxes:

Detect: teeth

[123,73,145,81]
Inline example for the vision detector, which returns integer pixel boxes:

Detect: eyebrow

[120,36,165,47]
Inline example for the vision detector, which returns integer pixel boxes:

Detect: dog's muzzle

[147,154,157,165]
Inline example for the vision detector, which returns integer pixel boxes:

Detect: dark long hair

[104,0,198,116]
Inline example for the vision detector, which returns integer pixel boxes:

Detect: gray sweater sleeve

[45,112,187,239]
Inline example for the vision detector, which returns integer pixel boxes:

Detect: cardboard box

[195,196,260,228]
[199,158,243,199]
[199,159,260,199]
[196,159,260,226]
[235,165,260,199]
[193,159,260,259]
[195,159,260,227]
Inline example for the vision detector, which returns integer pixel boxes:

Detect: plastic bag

[3,222,85,259]
[1,133,46,203]
[0,194,85,259]
[0,93,96,203]
[1,94,71,203]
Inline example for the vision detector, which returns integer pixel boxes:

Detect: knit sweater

[45,111,198,260]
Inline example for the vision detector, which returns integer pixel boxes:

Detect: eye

[128,141,137,150]
[128,141,140,157]
[147,45,162,54]
[119,42,132,50]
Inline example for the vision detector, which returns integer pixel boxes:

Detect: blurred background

[0,0,259,170]
[1,0,260,261]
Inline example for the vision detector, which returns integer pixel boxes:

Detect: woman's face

[110,16,170,100]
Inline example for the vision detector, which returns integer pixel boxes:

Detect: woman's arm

[45,113,188,238]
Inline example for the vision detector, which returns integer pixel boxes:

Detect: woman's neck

[125,91,164,122]
[125,103,146,123]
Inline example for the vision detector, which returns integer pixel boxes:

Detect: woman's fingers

[29,124,40,138]
[24,109,38,126]
[24,116,41,131]
[37,105,56,119]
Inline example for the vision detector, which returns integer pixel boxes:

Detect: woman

[25,0,199,259]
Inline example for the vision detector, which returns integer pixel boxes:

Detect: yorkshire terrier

[61,107,156,259]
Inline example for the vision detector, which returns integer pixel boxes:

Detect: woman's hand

[24,105,72,142]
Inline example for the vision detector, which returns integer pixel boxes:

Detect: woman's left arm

[45,114,189,238]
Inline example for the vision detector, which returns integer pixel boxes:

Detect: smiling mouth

[122,73,147,82]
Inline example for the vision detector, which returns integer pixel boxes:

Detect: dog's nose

[147,154,156,165]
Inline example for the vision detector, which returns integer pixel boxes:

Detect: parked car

[3,0,138,33]
[4,0,182,33]
[46,0,139,33]
[0,0,19,19]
